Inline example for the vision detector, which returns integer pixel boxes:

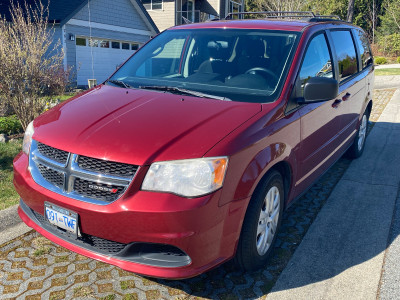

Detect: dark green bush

[0,115,23,135]
[375,57,387,65]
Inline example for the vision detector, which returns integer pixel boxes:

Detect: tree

[380,0,400,34]
[347,0,355,22]
[0,1,70,130]
[245,0,309,13]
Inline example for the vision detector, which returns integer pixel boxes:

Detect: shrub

[0,115,23,135]
[0,1,70,130]
[378,33,400,57]
[375,57,387,65]
[397,57,400,64]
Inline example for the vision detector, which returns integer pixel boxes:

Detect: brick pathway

[0,89,396,300]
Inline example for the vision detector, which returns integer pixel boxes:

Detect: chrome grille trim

[29,140,138,205]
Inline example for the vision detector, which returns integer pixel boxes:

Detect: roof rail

[225,11,341,22]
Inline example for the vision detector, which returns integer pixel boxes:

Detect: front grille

[74,178,125,202]
[29,140,137,205]
[31,209,126,254]
[37,142,69,165]
[37,164,64,188]
[78,155,137,177]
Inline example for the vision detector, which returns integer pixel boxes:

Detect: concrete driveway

[268,88,400,299]
[374,64,400,90]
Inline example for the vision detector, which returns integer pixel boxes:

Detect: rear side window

[330,30,358,82]
[298,33,333,96]
[353,30,373,69]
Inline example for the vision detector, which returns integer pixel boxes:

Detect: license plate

[44,202,78,235]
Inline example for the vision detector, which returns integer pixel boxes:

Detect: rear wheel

[234,170,284,271]
[346,110,369,159]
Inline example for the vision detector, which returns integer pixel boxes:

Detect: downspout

[175,0,177,26]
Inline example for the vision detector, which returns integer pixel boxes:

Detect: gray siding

[73,0,148,31]
[47,25,63,57]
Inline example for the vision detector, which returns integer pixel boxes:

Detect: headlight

[142,157,228,197]
[22,121,34,155]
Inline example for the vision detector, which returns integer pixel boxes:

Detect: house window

[122,43,130,50]
[142,0,162,10]
[76,37,86,46]
[99,40,110,48]
[112,41,120,49]
[89,39,100,47]
[131,43,140,51]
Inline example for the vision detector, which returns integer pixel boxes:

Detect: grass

[57,93,78,102]
[375,68,400,76]
[0,140,22,210]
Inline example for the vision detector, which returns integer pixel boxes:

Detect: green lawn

[375,68,400,76]
[0,140,22,210]
[57,93,78,102]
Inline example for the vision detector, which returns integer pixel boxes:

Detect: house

[0,0,159,86]
[142,0,244,31]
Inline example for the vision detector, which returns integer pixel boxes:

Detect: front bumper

[14,152,249,278]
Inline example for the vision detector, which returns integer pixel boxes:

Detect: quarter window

[298,33,333,96]
[330,30,358,82]
[354,30,373,69]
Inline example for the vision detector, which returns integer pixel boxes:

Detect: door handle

[332,99,342,108]
[342,93,351,101]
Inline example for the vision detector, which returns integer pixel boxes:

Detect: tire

[234,170,284,271]
[346,110,369,159]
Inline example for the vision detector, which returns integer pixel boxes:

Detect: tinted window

[298,33,333,96]
[354,30,373,69]
[330,30,358,82]
[122,43,130,50]
[112,41,120,49]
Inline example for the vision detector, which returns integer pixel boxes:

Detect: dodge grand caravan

[14,12,374,279]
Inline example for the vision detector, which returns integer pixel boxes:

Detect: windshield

[108,29,299,103]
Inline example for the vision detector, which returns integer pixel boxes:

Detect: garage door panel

[76,44,134,86]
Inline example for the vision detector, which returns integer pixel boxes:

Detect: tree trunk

[347,0,355,22]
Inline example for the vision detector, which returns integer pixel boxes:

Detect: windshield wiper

[139,85,231,101]
[107,79,132,89]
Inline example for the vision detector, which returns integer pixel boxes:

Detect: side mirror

[300,77,338,103]
[365,56,373,66]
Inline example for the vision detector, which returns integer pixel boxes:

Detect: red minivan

[14,13,374,279]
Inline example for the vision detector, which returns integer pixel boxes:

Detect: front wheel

[234,170,284,271]
[346,111,369,159]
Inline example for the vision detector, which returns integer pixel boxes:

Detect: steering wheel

[245,67,279,84]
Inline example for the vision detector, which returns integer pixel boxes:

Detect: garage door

[75,37,140,86]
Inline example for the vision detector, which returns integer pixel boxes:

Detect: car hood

[33,85,261,165]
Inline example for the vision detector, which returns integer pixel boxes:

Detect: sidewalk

[0,205,30,245]
[268,89,400,299]
[375,63,400,69]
